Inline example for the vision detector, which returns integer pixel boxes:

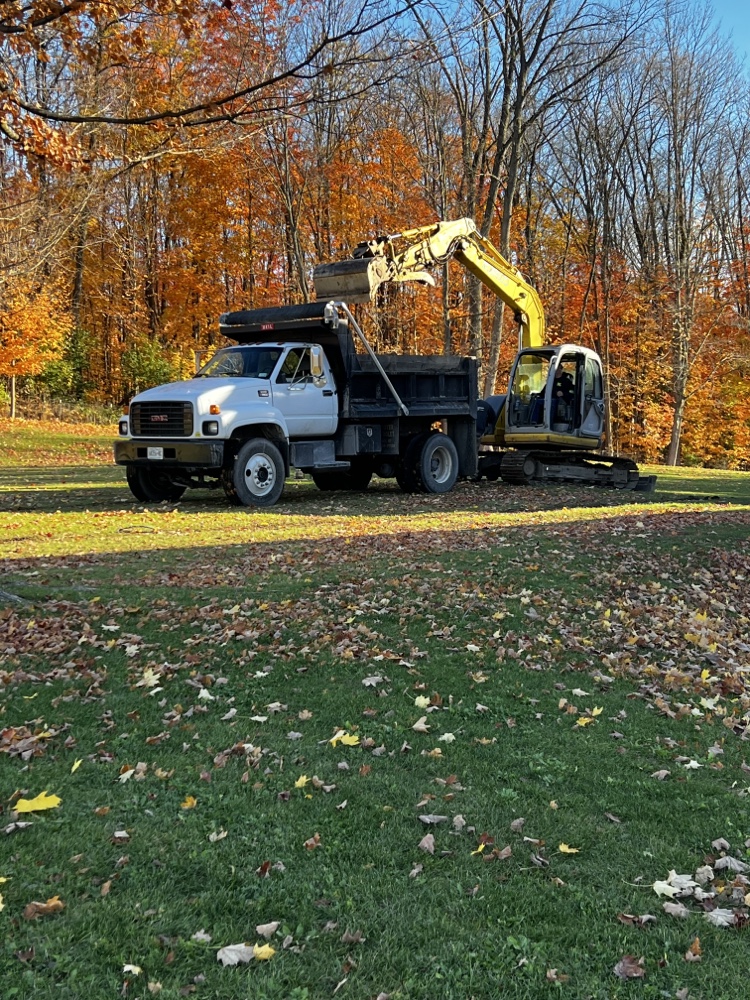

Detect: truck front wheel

[418,433,459,494]
[232,438,285,508]
[126,466,186,503]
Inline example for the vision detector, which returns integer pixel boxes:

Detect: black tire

[126,465,186,503]
[418,432,459,494]
[232,438,285,508]
[395,434,428,493]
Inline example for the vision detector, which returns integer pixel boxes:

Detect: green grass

[2,430,750,999]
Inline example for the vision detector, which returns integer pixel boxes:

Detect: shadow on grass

[2,462,748,517]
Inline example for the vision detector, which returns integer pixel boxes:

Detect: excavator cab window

[508,353,551,427]
[551,356,579,430]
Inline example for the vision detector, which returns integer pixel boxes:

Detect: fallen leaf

[684,937,702,962]
[329,730,359,747]
[558,843,580,854]
[419,814,449,826]
[180,795,197,810]
[510,817,525,833]
[123,964,142,975]
[340,928,366,944]
[294,775,310,789]
[216,942,255,966]
[651,770,671,780]
[71,759,83,773]
[23,895,65,920]
[208,829,228,843]
[191,929,212,943]
[714,856,748,873]
[418,833,435,854]
[613,955,645,980]
[412,717,430,733]
[617,913,656,928]
[652,880,680,899]
[303,833,321,850]
[15,791,61,813]
[3,821,32,834]
[253,943,276,961]
[256,921,279,939]
[663,901,691,918]
[704,908,736,928]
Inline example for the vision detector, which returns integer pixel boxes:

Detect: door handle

[323,390,334,396]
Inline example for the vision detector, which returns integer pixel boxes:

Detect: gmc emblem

[150,414,169,422]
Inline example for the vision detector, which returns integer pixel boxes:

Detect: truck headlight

[119,420,129,436]
[202,420,220,435]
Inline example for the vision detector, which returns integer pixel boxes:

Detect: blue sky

[709,0,750,60]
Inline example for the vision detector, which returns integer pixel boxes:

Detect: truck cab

[115,301,479,507]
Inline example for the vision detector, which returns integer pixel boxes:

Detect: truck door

[579,356,605,441]
[272,347,338,437]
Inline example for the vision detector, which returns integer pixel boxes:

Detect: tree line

[1,0,749,467]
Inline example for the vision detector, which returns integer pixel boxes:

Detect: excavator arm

[312,218,545,350]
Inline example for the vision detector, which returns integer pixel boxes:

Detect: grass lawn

[2,420,750,999]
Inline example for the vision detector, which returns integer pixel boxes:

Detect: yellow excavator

[313,218,655,490]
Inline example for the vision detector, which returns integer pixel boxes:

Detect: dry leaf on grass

[23,895,65,920]
[684,938,702,962]
[256,921,279,939]
[613,955,645,980]
[217,943,254,966]
[418,834,435,855]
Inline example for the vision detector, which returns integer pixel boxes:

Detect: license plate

[147,447,164,460]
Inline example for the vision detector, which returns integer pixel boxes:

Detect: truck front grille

[130,401,193,437]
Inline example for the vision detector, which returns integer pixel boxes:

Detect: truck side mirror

[310,345,324,378]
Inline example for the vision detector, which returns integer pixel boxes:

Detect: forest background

[2,0,750,469]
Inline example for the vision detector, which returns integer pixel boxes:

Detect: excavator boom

[312,218,545,349]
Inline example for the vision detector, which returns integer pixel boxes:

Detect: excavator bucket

[313,257,391,303]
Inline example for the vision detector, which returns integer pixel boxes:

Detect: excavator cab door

[579,354,605,441]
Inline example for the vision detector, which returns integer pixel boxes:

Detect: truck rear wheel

[418,433,459,494]
[126,465,186,503]
[232,438,285,508]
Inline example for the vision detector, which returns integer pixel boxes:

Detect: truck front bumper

[114,439,225,468]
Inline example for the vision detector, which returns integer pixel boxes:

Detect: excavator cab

[500,345,605,450]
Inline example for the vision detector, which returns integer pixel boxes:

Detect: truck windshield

[196,347,283,379]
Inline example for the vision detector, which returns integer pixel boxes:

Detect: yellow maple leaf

[294,775,310,788]
[471,844,486,856]
[254,943,276,961]
[591,706,603,717]
[329,730,359,747]
[71,759,83,773]
[15,791,61,813]
[181,795,197,810]
[558,843,580,854]
[575,717,594,728]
